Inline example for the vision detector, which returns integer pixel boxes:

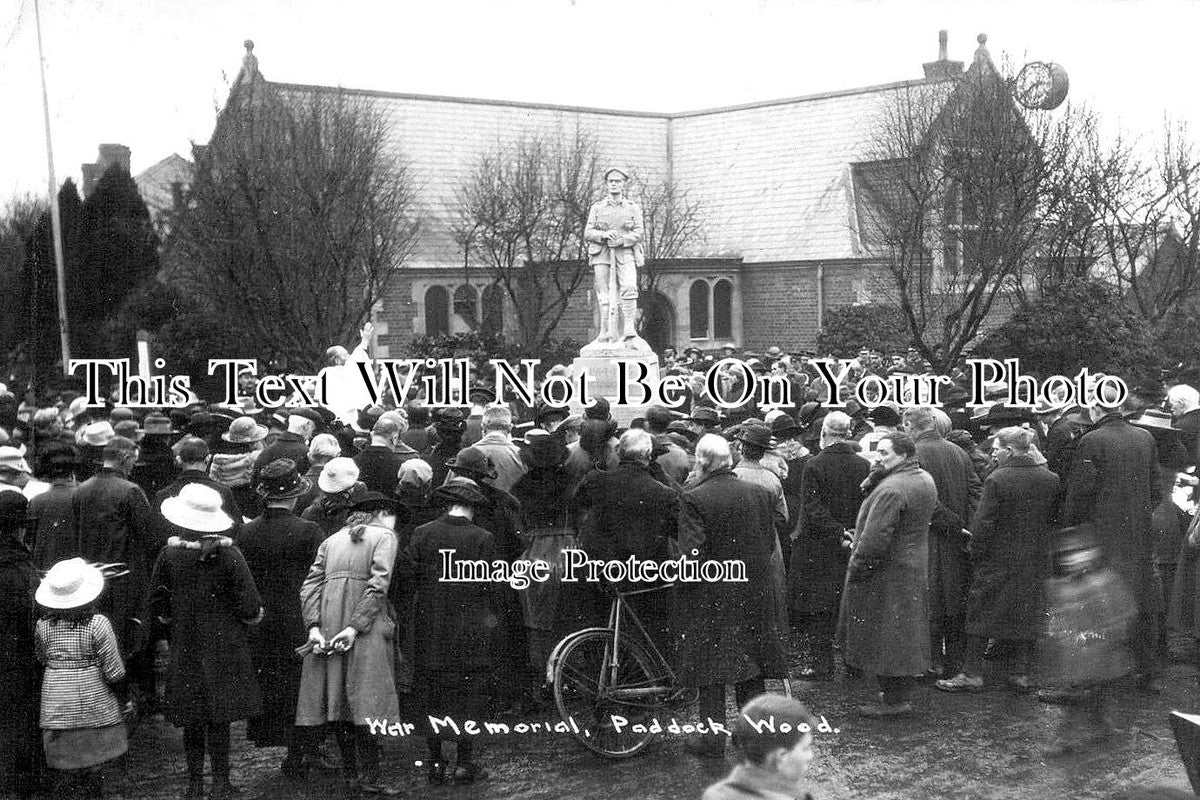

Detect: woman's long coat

[149,535,263,726]
[295,523,399,726]
[674,469,788,687]
[235,508,323,746]
[964,455,1060,640]
[837,460,938,676]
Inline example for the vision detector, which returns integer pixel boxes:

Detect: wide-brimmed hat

[32,407,60,428]
[256,458,311,500]
[667,420,699,443]
[1130,409,1177,431]
[161,484,234,533]
[36,558,105,609]
[287,407,324,427]
[349,490,408,519]
[973,403,1035,427]
[688,407,721,427]
[318,457,360,494]
[223,416,268,444]
[445,447,497,480]
[0,446,31,474]
[736,422,774,450]
[141,412,178,437]
[534,402,571,427]
[80,421,116,447]
[430,477,487,508]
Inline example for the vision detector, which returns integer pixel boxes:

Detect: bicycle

[545,583,692,758]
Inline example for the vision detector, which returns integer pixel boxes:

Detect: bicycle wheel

[550,629,672,758]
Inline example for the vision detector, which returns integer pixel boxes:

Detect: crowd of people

[0,338,1197,799]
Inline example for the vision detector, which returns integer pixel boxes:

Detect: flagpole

[33,0,72,374]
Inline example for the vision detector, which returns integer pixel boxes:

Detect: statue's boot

[620,299,638,340]
[596,301,614,342]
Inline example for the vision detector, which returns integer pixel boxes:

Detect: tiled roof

[261,75,958,267]
[134,153,193,215]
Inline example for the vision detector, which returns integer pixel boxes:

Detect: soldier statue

[584,167,645,344]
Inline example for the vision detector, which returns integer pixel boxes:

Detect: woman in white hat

[35,557,129,797]
[301,456,364,535]
[151,483,264,800]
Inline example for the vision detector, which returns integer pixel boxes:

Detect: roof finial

[232,39,260,91]
[977,33,988,47]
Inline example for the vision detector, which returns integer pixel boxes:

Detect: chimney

[81,143,133,198]
[923,30,964,80]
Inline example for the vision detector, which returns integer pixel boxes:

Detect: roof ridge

[266,76,957,119]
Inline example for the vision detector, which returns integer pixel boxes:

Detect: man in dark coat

[838,433,938,716]
[791,411,867,680]
[570,429,679,649]
[645,405,691,486]
[155,437,240,520]
[353,415,411,495]
[1061,401,1164,691]
[936,427,1059,692]
[72,436,161,690]
[235,460,324,777]
[675,434,787,757]
[422,408,467,489]
[0,493,39,796]
[253,408,320,481]
[903,407,981,677]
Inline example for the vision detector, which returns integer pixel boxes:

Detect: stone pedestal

[569,336,659,427]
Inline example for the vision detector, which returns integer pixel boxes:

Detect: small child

[702,693,819,800]
[1038,525,1136,756]
[35,558,128,798]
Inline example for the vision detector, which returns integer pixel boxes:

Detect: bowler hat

[430,477,487,508]
[256,458,311,500]
[445,447,497,481]
[141,412,177,436]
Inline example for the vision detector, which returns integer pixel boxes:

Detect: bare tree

[635,170,706,303]
[454,125,602,351]
[164,85,420,370]
[1063,121,1200,322]
[856,58,1076,369]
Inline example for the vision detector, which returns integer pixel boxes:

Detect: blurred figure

[1038,527,1136,756]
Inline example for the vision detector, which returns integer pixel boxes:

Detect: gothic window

[689,280,710,339]
[425,285,449,336]
[713,279,733,340]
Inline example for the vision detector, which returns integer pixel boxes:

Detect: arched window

[481,284,504,336]
[425,285,449,336]
[713,279,733,340]
[689,280,710,339]
[453,284,478,329]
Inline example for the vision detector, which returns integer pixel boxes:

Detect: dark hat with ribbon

[534,401,571,427]
[256,458,312,500]
[770,413,804,439]
[735,421,774,450]
[688,407,721,427]
[445,447,497,481]
[141,412,177,437]
[287,407,324,426]
[431,477,488,508]
[667,419,699,443]
[349,490,408,519]
[975,403,1035,428]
